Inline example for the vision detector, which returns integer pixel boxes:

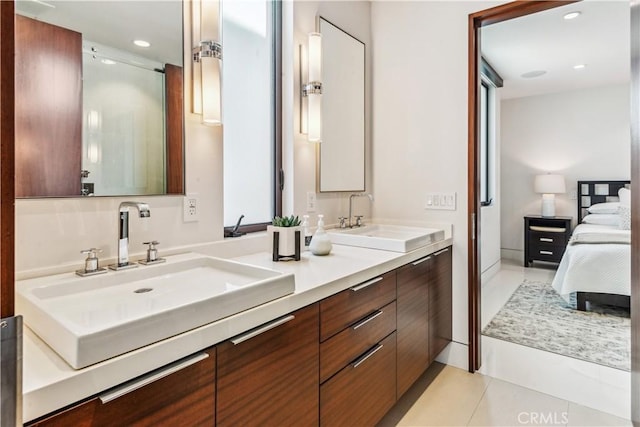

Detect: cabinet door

[28,350,216,426]
[396,255,430,398]
[15,15,82,197]
[429,247,453,362]
[216,304,319,427]
[320,332,396,427]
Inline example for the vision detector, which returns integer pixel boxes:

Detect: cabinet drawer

[529,230,566,246]
[320,301,396,383]
[529,246,565,262]
[320,271,396,342]
[320,332,396,427]
[29,350,216,426]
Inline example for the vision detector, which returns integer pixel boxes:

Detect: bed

[551,180,631,310]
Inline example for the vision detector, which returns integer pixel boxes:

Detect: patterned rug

[482,280,630,371]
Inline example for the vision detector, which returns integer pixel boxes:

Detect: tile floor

[379,259,633,426]
[379,363,632,426]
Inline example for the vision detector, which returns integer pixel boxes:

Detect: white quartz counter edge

[22,237,452,422]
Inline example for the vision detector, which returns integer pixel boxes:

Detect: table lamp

[534,174,566,217]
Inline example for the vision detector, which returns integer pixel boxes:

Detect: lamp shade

[534,174,566,194]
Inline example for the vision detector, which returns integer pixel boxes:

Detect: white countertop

[21,235,452,422]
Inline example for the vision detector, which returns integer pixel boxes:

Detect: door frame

[467,0,579,372]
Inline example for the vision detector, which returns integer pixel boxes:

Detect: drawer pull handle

[99,352,209,404]
[412,256,432,266]
[352,310,384,330]
[231,315,295,345]
[434,248,449,256]
[539,238,554,242]
[540,250,553,255]
[352,343,384,369]
[350,276,383,292]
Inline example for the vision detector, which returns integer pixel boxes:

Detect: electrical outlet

[306,191,317,212]
[183,194,199,222]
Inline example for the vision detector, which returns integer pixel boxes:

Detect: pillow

[582,213,620,226]
[619,187,631,207]
[587,202,620,214]
[619,205,631,230]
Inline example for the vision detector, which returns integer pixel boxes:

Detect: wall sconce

[192,0,222,126]
[301,32,322,142]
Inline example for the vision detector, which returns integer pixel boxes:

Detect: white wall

[289,1,372,226]
[500,83,631,260]
[371,1,502,352]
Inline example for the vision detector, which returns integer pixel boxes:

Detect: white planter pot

[268,225,303,259]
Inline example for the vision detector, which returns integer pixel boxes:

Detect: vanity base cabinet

[429,247,453,362]
[320,332,397,427]
[396,255,431,398]
[216,304,319,427]
[27,349,216,427]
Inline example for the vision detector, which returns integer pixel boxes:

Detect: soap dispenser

[309,214,332,256]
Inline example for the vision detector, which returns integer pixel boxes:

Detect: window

[222,0,281,232]
[480,80,491,206]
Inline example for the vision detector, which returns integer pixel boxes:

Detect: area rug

[482,279,630,371]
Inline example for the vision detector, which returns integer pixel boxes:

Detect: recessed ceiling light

[101,59,116,65]
[573,64,587,70]
[133,40,151,48]
[563,11,581,20]
[520,70,547,79]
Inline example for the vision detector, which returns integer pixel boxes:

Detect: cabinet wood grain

[28,349,216,427]
[396,255,430,398]
[320,271,396,342]
[320,301,396,383]
[164,63,184,194]
[320,332,396,427]
[15,15,82,197]
[430,247,453,362]
[216,304,319,427]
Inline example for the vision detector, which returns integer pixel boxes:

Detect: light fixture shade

[534,174,566,194]
[307,32,322,142]
[192,0,222,126]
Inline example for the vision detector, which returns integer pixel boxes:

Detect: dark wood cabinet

[396,254,430,398]
[524,215,572,266]
[320,332,397,427]
[15,15,82,197]
[28,350,216,427]
[216,304,319,427]
[429,247,453,362]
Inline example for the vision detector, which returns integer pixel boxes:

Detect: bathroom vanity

[20,233,452,426]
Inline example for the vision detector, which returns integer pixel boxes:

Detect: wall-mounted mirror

[14,0,184,198]
[317,17,365,193]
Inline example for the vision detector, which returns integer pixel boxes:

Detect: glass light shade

[307,32,322,142]
[308,32,322,82]
[534,174,566,194]
[201,56,222,125]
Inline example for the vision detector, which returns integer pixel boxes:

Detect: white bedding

[552,223,630,298]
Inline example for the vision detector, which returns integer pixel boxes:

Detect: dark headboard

[577,180,630,223]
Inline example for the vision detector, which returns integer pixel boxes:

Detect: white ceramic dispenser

[309,214,332,256]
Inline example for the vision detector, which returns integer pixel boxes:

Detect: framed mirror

[316,17,365,193]
[14,0,184,198]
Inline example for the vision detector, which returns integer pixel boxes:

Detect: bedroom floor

[480,259,631,420]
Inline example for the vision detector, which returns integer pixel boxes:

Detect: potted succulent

[268,215,303,261]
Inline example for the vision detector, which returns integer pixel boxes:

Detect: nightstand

[524,215,572,267]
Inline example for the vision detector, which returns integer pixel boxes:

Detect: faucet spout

[110,202,151,270]
[348,193,374,228]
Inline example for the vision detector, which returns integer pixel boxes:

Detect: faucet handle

[76,248,107,276]
[354,215,364,227]
[140,241,165,265]
[338,217,348,228]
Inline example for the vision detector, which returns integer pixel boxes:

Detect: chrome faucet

[348,193,374,227]
[109,201,150,270]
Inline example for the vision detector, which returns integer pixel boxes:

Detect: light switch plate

[425,192,456,211]
[183,194,199,222]
[306,191,317,212]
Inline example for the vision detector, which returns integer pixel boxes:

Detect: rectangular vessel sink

[328,224,444,253]
[16,253,295,369]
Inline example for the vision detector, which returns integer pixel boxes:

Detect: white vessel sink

[16,253,295,369]
[328,224,444,253]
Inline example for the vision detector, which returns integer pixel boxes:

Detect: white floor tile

[567,403,633,426]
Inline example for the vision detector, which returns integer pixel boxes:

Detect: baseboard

[481,260,501,285]
[500,248,523,264]
[435,341,468,371]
